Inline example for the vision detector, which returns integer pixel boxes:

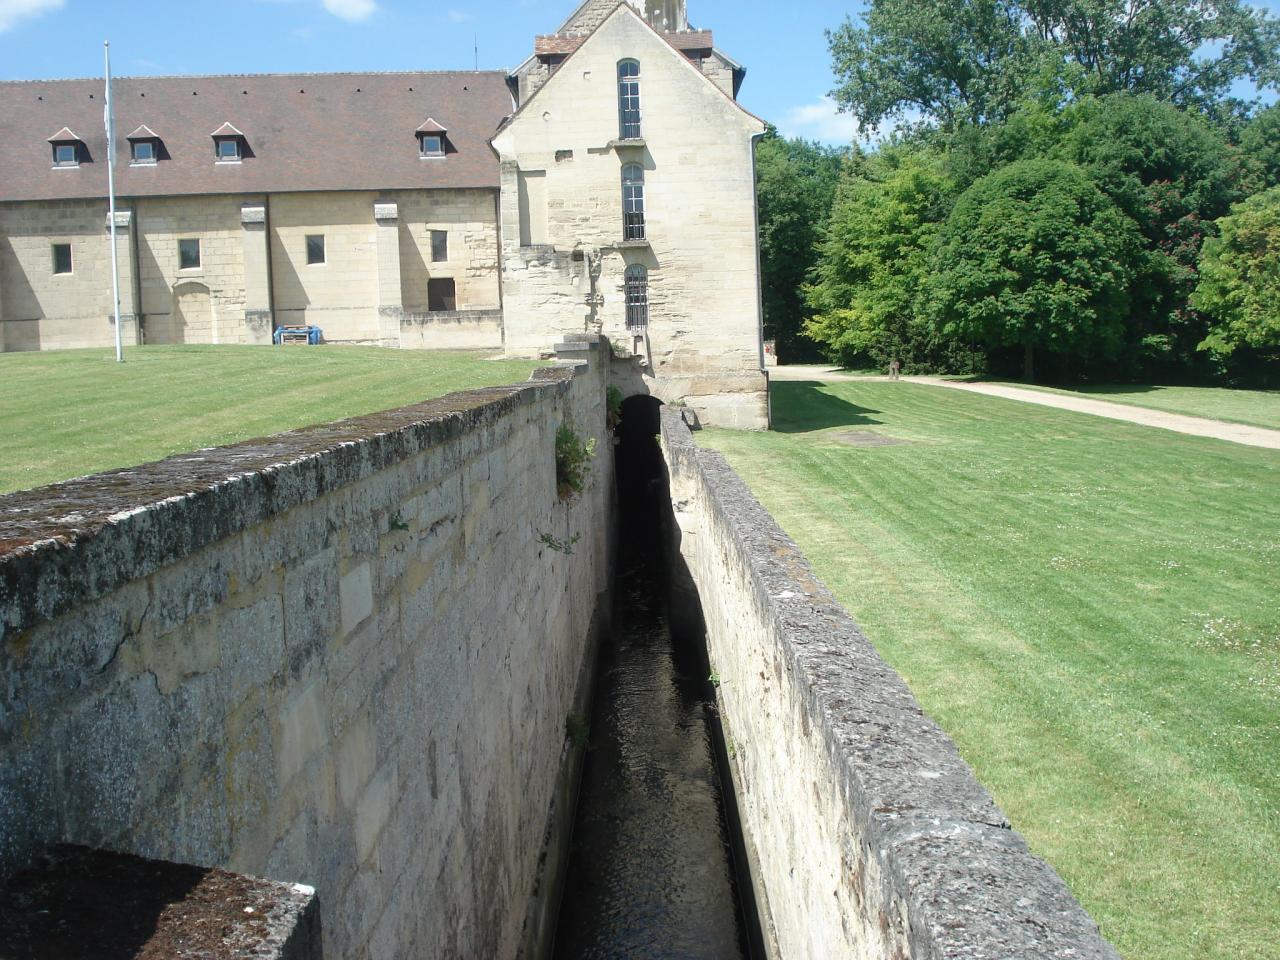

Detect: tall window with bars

[622,164,646,241]
[625,265,649,329]
[617,60,641,140]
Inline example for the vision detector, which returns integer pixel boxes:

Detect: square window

[428,278,457,312]
[52,243,72,275]
[131,140,155,163]
[179,238,201,270]
[420,134,444,157]
[216,138,240,161]
[306,234,326,265]
[431,230,448,263]
[53,143,78,165]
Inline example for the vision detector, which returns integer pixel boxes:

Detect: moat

[551,401,756,959]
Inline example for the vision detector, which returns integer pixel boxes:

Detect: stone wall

[661,409,1120,960]
[0,343,613,959]
[0,187,501,351]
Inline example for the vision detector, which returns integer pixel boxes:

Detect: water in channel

[552,400,754,960]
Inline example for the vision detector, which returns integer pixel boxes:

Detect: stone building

[0,0,768,427]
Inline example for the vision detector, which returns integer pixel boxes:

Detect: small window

[625,264,649,328]
[306,234,326,265]
[215,137,241,161]
[179,238,201,270]
[622,163,646,241]
[428,278,457,312]
[52,243,73,275]
[431,230,448,263]
[131,140,156,163]
[52,143,78,166]
[618,59,642,140]
[420,134,444,157]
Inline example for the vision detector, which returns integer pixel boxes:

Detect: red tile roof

[0,71,513,203]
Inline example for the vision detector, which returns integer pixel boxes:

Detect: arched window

[622,164,646,241]
[617,60,641,140]
[625,265,649,329]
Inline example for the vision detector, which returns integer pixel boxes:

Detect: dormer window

[127,125,161,165]
[210,122,246,162]
[48,128,83,168]
[417,118,447,158]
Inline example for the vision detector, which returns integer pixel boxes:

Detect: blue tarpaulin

[273,326,323,345]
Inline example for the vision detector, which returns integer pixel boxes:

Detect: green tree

[1241,104,1280,191]
[928,158,1139,380]
[829,0,1280,133]
[828,0,1038,132]
[1192,187,1280,362]
[755,129,846,361]
[804,153,971,371]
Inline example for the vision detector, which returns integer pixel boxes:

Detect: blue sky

[0,0,1275,145]
[0,0,865,142]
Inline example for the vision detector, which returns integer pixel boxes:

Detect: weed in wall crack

[539,531,581,556]
[565,713,590,749]
[555,424,597,501]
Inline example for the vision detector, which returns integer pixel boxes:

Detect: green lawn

[0,346,539,494]
[976,381,1280,431]
[700,381,1280,960]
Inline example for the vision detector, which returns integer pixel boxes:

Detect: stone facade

[0,189,501,349]
[0,348,612,959]
[496,2,769,429]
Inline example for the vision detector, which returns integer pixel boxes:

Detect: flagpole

[105,41,123,363]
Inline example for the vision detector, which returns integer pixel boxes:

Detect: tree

[804,153,967,371]
[1241,104,1280,192]
[829,0,1280,133]
[755,129,846,362]
[927,158,1139,380]
[1192,187,1280,361]
[828,0,1037,132]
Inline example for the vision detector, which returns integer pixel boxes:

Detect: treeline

[759,0,1280,383]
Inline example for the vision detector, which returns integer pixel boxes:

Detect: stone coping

[662,409,1120,960]
[0,845,318,959]
[0,367,578,642]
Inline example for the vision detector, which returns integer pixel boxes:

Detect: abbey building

[0,0,769,428]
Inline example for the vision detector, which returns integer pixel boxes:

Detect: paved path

[769,365,1280,451]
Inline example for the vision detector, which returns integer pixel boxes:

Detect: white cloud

[0,0,64,34]
[446,9,472,22]
[777,96,861,146]
[321,0,378,21]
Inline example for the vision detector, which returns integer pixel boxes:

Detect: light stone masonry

[0,345,612,959]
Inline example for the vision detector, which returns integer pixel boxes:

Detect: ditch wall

[660,408,1120,960]
[0,339,612,959]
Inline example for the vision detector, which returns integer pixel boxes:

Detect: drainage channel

[551,398,761,960]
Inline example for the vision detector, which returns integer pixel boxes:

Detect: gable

[496,2,763,147]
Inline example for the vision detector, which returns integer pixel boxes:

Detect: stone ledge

[0,845,319,960]
[0,367,579,641]
[660,408,1120,960]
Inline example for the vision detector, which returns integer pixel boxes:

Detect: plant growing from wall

[538,531,581,555]
[606,386,623,432]
[555,424,597,501]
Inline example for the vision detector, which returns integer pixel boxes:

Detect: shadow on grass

[770,381,884,434]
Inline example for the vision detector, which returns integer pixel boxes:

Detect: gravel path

[768,366,1280,451]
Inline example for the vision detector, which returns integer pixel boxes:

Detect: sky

[0,0,1275,146]
[0,0,865,143]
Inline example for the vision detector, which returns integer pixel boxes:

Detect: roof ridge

[0,69,509,86]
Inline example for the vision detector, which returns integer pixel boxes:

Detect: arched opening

[617,59,641,140]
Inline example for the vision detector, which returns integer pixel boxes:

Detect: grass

[700,380,1280,960]
[0,345,539,493]
[974,381,1280,431]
